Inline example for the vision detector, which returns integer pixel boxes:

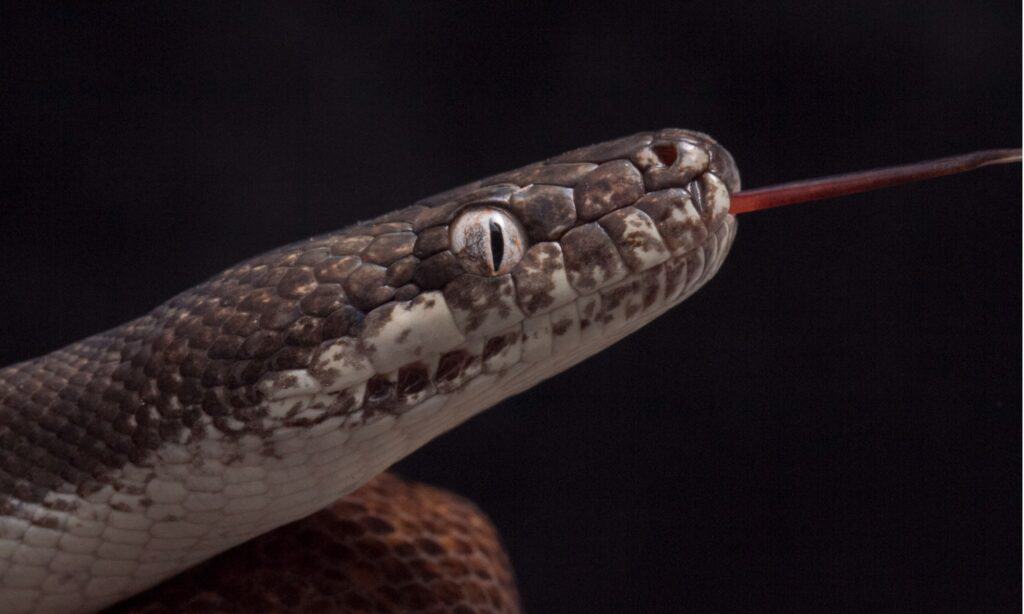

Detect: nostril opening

[652,144,678,167]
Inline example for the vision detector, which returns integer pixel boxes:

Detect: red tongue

[729,149,1022,216]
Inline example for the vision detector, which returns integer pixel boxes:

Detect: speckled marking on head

[560,223,628,292]
[510,242,576,316]
[442,274,524,337]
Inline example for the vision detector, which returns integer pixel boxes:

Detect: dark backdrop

[2,3,1020,612]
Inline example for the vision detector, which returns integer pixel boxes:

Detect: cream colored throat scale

[0,130,1018,613]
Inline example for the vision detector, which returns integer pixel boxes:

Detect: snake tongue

[729,148,1021,215]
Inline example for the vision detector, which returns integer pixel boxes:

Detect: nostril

[652,144,678,167]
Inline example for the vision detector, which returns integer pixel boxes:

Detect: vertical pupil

[489,219,504,272]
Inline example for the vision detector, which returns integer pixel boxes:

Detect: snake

[1,129,1017,613]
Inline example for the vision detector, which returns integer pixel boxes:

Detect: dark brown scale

[634,188,708,252]
[412,251,464,291]
[559,222,627,292]
[259,300,302,331]
[384,255,419,287]
[284,316,323,347]
[412,226,450,259]
[312,255,361,284]
[176,377,203,404]
[276,267,317,299]
[256,266,288,289]
[321,305,364,339]
[201,388,230,418]
[200,361,231,388]
[510,242,564,316]
[369,222,413,236]
[508,184,577,241]
[229,360,265,388]
[241,330,283,360]
[598,206,667,271]
[298,284,345,317]
[330,235,373,256]
[269,346,314,371]
[222,311,261,338]
[207,335,243,360]
[295,247,331,267]
[343,264,395,311]
[362,232,417,266]
[442,275,515,334]
[393,284,420,302]
[237,286,276,313]
[410,199,467,231]
[226,388,257,410]
[183,319,215,350]
[573,159,645,221]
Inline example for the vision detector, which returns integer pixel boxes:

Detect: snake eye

[450,207,526,276]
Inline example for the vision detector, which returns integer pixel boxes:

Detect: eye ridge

[489,219,504,272]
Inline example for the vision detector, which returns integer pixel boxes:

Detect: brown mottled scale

[0,128,737,611]
[108,474,519,614]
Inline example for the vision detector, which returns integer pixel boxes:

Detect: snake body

[0,129,739,612]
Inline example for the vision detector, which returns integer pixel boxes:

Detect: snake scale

[0,129,737,613]
[2,129,1017,613]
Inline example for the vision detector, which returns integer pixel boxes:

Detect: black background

[2,3,1020,612]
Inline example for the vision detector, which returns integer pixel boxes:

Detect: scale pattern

[109,474,518,613]
[0,128,737,507]
[0,129,740,612]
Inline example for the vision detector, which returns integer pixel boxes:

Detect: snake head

[264,129,741,425]
[0,132,741,602]
[0,130,750,614]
